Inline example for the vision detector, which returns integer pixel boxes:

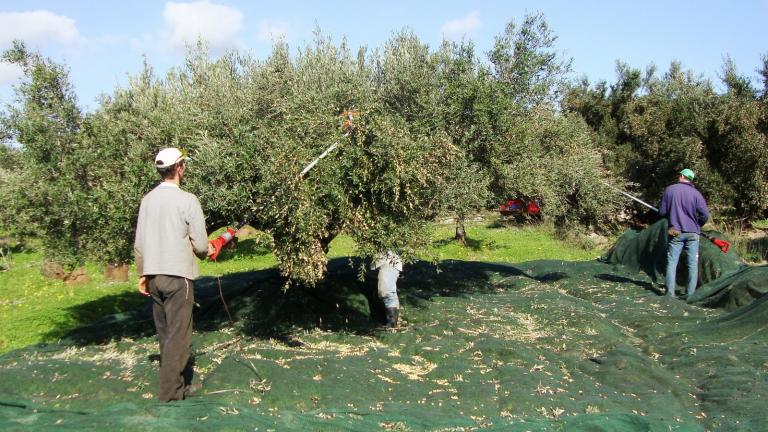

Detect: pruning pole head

[341,110,361,133]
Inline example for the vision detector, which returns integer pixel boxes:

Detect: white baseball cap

[155,147,189,168]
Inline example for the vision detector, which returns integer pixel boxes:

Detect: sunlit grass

[426,220,598,263]
[752,219,768,230]
[0,249,142,353]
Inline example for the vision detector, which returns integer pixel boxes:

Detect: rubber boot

[385,307,399,328]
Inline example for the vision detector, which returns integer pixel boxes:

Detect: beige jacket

[134,182,209,280]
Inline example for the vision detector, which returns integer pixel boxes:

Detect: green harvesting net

[601,219,745,289]
[1,221,767,431]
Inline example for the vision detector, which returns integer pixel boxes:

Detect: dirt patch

[64,267,89,285]
[41,261,65,279]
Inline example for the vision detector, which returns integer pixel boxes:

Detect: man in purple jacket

[658,168,710,298]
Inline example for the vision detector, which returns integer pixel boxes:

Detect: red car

[499,197,542,220]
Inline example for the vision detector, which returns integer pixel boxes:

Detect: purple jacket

[658,182,709,233]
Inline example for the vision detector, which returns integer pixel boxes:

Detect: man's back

[659,182,709,233]
[134,183,209,279]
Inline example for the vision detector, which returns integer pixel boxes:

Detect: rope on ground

[215,265,235,326]
[208,260,270,394]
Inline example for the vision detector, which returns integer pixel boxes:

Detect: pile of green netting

[2,220,767,431]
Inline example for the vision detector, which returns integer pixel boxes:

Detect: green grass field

[0,216,598,354]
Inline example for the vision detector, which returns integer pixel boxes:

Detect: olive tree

[705,58,768,219]
[0,41,89,269]
[81,34,472,286]
[488,12,572,107]
[373,31,495,244]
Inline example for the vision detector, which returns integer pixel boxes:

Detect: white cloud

[0,62,24,85]
[256,19,289,43]
[441,11,481,41]
[163,1,243,51]
[0,10,80,46]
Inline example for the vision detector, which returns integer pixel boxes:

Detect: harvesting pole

[209,111,357,260]
[600,180,658,212]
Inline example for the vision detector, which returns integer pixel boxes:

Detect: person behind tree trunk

[134,147,214,402]
[658,168,710,299]
[371,251,402,327]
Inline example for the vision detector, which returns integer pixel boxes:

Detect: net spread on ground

[1,220,767,431]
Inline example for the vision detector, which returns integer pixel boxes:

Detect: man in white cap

[134,147,213,402]
[658,168,709,299]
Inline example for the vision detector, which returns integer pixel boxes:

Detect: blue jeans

[665,232,700,297]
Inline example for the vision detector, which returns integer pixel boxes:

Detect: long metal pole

[600,180,658,212]
[300,142,339,177]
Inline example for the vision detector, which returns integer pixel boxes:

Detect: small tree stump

[105,263,129,282]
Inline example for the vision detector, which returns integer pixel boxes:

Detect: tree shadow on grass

[50,294,156,346]
[53,268,280,347]
[431,236,493,251]
[47,258,565,349]
[487,217,541,229]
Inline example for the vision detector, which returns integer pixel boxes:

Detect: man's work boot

[385,307,399,328]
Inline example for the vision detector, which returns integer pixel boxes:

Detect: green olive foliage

[21,35,468,285]
[0,41,89,269]
[564,59,768,220]
[488,12,572,107]
[0,145,23,238]
[708,58,768,218]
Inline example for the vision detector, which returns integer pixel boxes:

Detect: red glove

[712,238,731,253]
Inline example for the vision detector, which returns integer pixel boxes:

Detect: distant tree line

[0,13,765,284]
[563,58,768,220]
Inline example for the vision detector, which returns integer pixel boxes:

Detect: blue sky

[1,1,766,112]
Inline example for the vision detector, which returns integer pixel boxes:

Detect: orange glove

[209,227,236,261]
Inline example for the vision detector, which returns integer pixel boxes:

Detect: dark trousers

[148,275,194,402]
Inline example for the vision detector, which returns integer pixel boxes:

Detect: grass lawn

[0,215,599,354]
[752,219,768,230]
